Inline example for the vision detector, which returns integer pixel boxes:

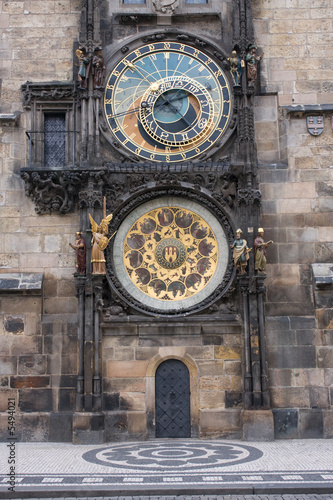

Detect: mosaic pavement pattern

[0,440,332,495]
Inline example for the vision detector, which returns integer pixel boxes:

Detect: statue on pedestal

[89,213,114,275]
[246,45,263,86]
[92,48,105,90]
[228,50,244,86]
[69,232,86,275]
[231,228,251,275]
[254,228,273,273]
[76,48,90,89]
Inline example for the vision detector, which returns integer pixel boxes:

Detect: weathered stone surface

[225,391,243,408]
[49,413,72,442]
[11,375,50,388]
[107,360,149,378]
[224,360,242,376]
[119,392,145,411]
[200,390,225,409]
[271,387,310,408]
[0,357,17,376]
[104,377,146,393]
[113,347,135,361]
[185,346,214,359]
[21,413,49,442]
[243,410,274,441]
[103,392,120,411]
[0,389,17,411]
[19,388,52,411]
[273,409,299,439]
[269,369,293,387]
[267,346,316,369]
[4,315,24,334]
[58,388,75,411]
[323,410,333,438]
[200,409,242,435]
[135,347,159,360]
[105,411,128,440]
[128,412,147,435]
[197,360,224,377]
[309,387,330,409]
[299,409,324,438]
[317,347,333,368]
[214,346,241,360]
[200,376,231,391]
[18,355,46,375]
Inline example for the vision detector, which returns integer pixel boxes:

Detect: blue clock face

[104,42,232,163]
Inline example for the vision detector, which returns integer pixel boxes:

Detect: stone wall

[0,0,81,440]
[253,0,333,436]
[0,0,332,442]
[102,320,243,441]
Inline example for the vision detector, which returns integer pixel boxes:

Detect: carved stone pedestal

[72,412,105,444]
[242,409,274,441]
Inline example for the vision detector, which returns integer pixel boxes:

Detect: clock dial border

[104,41,233,163]
[111,197,230,313]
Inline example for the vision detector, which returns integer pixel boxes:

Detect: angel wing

[89,213,98,234]
[100,213,113,234]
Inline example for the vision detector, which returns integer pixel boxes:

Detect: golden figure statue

[89,213,114,274]
[254,228,273,273]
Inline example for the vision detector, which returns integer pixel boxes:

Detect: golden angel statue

[89,213,114,274]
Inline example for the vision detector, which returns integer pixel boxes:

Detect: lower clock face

[104,41,232,162]
[111,197,230,313]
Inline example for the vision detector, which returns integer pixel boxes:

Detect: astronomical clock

[102,35,237,317]
[104,41,232,163]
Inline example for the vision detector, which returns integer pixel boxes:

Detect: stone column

[257,275,270,409]
[93,276,104,411]
[75,275,86,411]
[239,276,252,409]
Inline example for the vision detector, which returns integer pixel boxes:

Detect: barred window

[44,113,66,168]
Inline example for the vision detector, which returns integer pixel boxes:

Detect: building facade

[0,0,332,442]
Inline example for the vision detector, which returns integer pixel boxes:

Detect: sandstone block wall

[0,0,81,440]
[102,322,243,440]
[253,0,333,434]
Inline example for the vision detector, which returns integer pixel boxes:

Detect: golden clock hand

[125,62,159,89]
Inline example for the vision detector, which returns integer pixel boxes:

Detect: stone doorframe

[146,350,200,439]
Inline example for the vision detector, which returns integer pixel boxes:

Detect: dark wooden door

[155,359,191,438]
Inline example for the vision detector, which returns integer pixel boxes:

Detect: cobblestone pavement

[1,440,332,498]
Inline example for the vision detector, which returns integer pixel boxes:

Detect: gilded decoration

[123,207,218,301]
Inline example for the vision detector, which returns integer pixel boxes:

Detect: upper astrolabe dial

[104,42,232,162]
